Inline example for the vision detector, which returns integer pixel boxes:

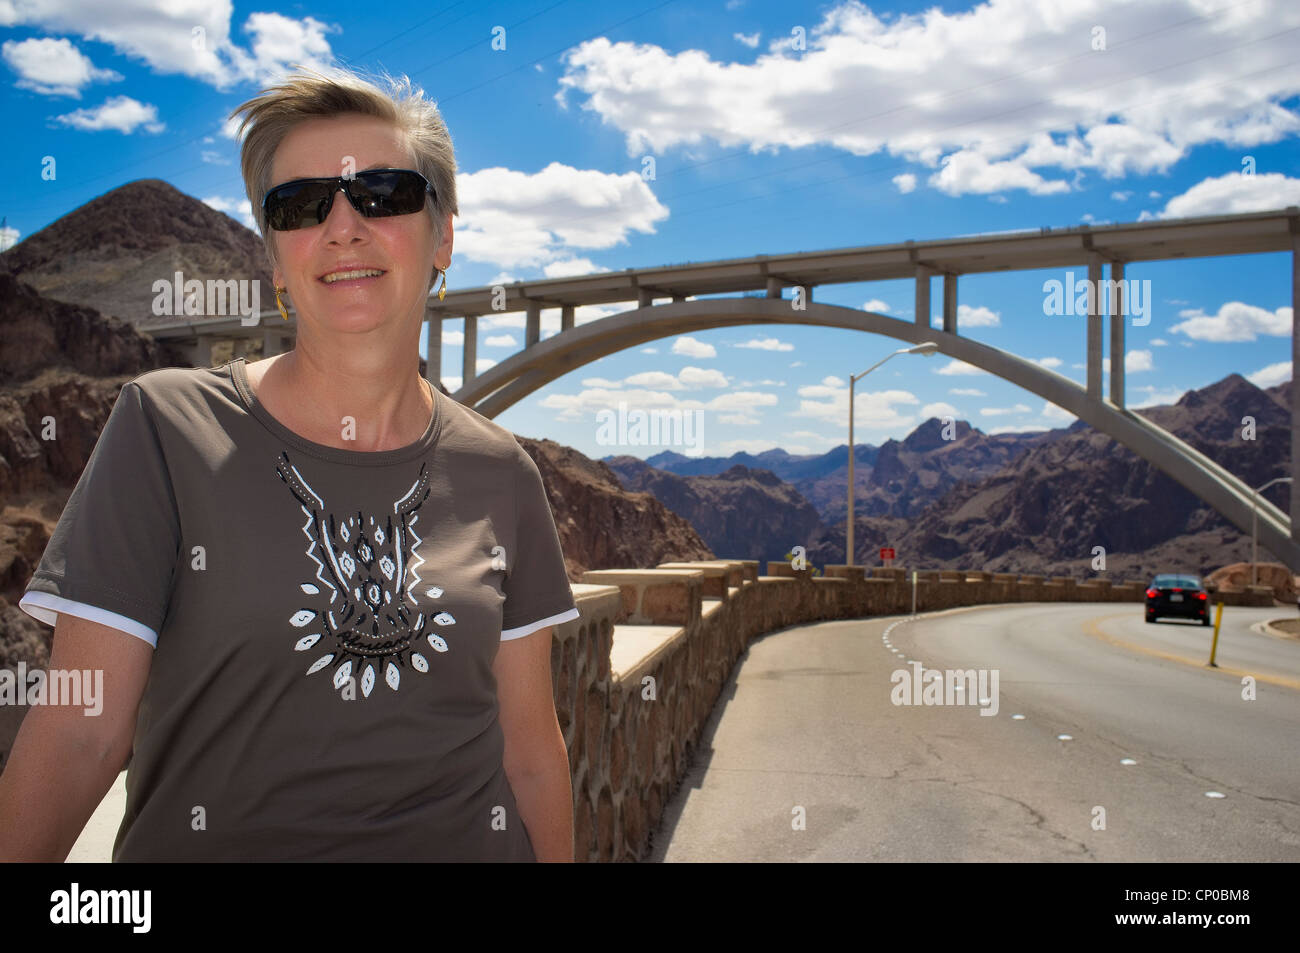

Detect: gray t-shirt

[19,357,579,861]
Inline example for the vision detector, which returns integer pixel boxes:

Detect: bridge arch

[453,298,1297,570]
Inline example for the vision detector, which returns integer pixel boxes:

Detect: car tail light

[1197,591,1207,600]
[1172,587,1182,592]
[1145,588,1159,598]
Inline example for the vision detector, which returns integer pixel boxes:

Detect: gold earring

[275,285,289,321]
[438,269,448,302]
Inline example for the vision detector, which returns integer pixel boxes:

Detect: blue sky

[2,0,1297,460]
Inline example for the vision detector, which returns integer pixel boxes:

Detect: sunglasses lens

[265,181,332,231]
[264,171,432,230]
[350,171,429,218]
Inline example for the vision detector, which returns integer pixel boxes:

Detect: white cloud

[929,150,1069,197]
[1041,401,1075,423]
[201,195,255,230]
[734,32,760,48]
[0,223,18,251]
[484,334,518,347]
[956,304,999,328]
[539,387,778,423]
[935,359,985,376]
[54,95,163,134]
[1150,337,1168,346]
[922,401,959,418]
[542,257,607,278]
[1247,360,1291,389]
[980,403,1031,416]
[1155,172,1300,218]
[1169,302,1291,342]
[476,358,497,373]
[987,424,1047,434]
[200,149,230,165]
[677,366,730,388]
[1,3,337,89]
[1125,349,1153,372]
[2,37,120,96]
[783,430,839,445]
[863,298,890,313]
[625,371,680,390]
[734,336,794,351]
[790,377,919,430]
[1111,190,1132,201]
[441,329,465,346]
[672,336,716,358]
[1130,385,1187,408]
[892,173,916,193]
[640,347,658,354]
[949,387,985,396]
[455,162,668,269]
[555,1,1300,199]
[1034,356,1063,368]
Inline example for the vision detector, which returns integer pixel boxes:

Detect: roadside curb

[1253,618,1300,641]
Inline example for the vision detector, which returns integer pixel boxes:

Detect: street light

[846,341,940,566]
[1251,476,1292,586]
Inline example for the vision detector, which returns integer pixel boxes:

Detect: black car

[1145,573,1210,625]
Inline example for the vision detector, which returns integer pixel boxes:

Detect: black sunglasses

[262,168,435,231]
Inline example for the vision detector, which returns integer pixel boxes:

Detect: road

[647,602,1300,862]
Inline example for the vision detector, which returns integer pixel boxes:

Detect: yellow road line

[1082,613,1300,692]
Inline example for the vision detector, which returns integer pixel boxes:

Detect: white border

[501,606,580,641]
[18,591,158,648]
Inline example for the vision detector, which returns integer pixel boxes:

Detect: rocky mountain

[847,374,1292,579]
[624,423,1053,524]
[516,437,713,580]
[610,374,1292,580]
[814,420,1057,521]
[1,178,273,329]
[605,458,822,566]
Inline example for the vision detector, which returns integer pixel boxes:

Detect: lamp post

[846,341,940,566]
[1251,476,1292,586]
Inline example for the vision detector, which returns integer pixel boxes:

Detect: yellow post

[1207,602,1224,668]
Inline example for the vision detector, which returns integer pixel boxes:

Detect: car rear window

[1152,575,1202,588]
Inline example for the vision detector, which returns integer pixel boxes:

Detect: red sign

[880,548,896,560]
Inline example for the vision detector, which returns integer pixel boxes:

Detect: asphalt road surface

[647,602,1300,862]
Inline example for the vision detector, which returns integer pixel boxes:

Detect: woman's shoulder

[435,388,535,467]
[116,362,241,434]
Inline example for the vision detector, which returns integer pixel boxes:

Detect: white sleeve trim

[18,591,158,649]
[501,606,580,641]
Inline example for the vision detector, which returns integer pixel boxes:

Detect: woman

[0,66,580,862]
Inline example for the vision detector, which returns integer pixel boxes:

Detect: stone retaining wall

[550,563,1274,861]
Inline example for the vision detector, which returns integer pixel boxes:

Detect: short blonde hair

[229,64,458,277]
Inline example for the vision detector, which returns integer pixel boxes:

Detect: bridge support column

[1087,251,1103,400]
[1293,223,1299,543]
[766,277,782,298]
[1109,261,1125,407]
[526,301,540,347]
[561,304,574,332]
[463,315,478,384]
[636,288,652,307]
[942,273,957,334]
[914,265,933,327]
[425,317,442,390]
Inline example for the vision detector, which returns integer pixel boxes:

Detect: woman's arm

[493,625,574,862]
[0,614,152,861]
